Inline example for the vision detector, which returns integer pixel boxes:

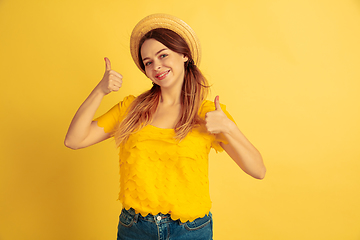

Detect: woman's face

[141,39,188,89]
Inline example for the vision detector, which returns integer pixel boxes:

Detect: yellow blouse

[95,95,234,222]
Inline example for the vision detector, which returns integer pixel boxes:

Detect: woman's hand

[205,96,234,134]
[96,57,123,95]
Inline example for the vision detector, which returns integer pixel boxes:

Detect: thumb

[104,57,111,71]
[214,95,222,111]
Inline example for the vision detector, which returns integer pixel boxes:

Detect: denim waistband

[124,208,173,223]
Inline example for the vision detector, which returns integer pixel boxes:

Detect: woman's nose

[153,60,161,71]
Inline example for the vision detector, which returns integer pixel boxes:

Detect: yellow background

[1,0,360,239]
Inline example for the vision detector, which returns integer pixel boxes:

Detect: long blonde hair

[114,28,210,146]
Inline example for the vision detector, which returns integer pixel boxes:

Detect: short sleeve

[199,100,236,152]
[93,95,136,133]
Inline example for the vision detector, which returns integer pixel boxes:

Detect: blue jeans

[117,208,213,240]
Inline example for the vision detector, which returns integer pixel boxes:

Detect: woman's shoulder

[198,99,227,117]
[116,95,136,109]
[121,95,137,104]
[93,95,137,132]
[199,100,215,112]
[106,95,137,118]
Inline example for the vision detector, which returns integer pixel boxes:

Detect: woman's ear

[183,55,189,62]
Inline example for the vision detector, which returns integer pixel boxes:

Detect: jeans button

[157,216,162,221]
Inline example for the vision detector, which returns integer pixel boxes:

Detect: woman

[65,14,266,240]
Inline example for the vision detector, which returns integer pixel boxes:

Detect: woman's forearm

[221,121,266,179]
[64,88,106,149]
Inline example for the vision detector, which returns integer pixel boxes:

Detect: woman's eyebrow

[142,48,168,61]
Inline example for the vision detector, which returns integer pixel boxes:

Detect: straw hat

[130,13,201,74]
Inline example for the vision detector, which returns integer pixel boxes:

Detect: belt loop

[134,213,139,223]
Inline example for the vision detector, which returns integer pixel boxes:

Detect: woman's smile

[155,70,170,80]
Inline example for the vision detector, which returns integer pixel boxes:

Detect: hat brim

[130,13,201,74]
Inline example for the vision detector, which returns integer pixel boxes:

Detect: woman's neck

[159,86,182,106]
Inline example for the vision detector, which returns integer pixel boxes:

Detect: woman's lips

[155,70,170,80]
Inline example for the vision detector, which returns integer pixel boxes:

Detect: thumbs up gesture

[205,96,232,134]
[96,57,123,95]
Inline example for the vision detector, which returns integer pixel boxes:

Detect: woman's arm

[205,96,266,179]
[64,58,123,149]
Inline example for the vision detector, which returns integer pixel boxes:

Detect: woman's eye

[145,61,152,66]
[160,54,168,58]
